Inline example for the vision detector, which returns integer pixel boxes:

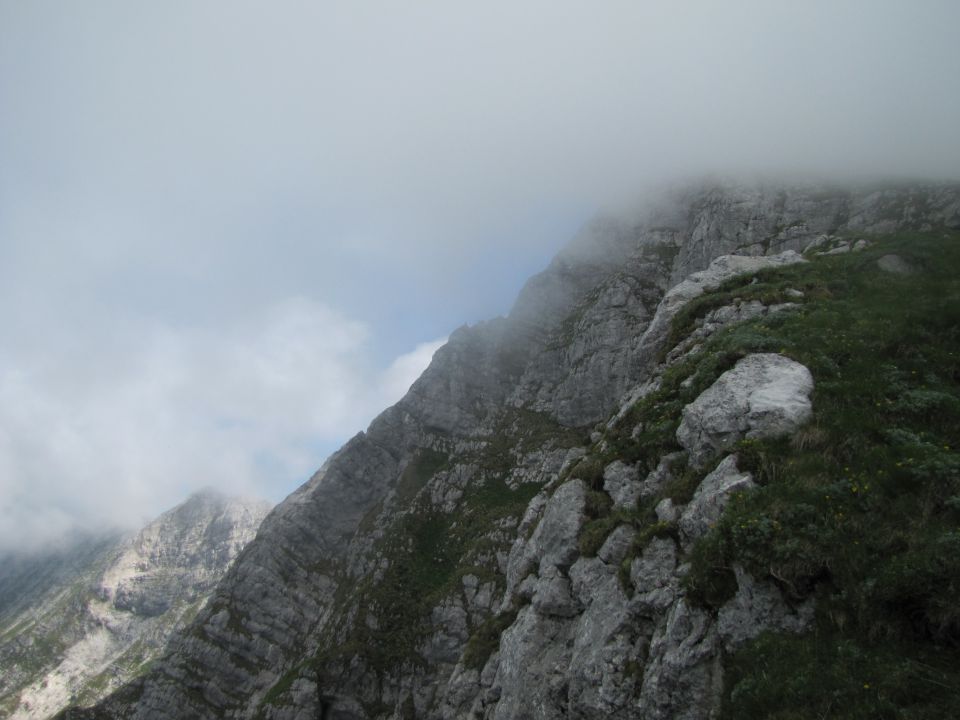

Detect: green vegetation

[260,665,299,707]
[672,231,960,717]
[570,230,960,716]
[462,608,519,670]
[341,473,544,672]
[294,411,577,689]
[393,448,450,506]
[723,630,959,720]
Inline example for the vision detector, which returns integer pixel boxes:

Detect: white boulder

[677,353,813,468]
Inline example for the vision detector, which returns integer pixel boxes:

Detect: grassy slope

[578,230,960,717]
[675,231,960,718]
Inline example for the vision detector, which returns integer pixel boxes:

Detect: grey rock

[515,573,538,602]
[636,252,806,369]
[637,600,722,720]
[597,525,637,566]
[821,242,851,255]
[528,479,587,574]
[558,447,588,477]
[679,455,755,545]
[877,253,915,275]
[473,582,496,615]
[504,480,586,610]
[717,565,815,652]
[488,606,572,720]
[603,461,641,510]
[655,498,679,523]
[437,663,483,720]
[569,555,612,606]
[664,297,797,365]
[0,491,269,720]
[531,566,580,618]
[803,234,830,252]
[461,573,480,603]
[566,561,642,717]
[422,597,471,664]
[639,452,684,500]
[766,302,799,314]
[677,353,814,467]
[630,537,679,612]
[612,378,661,426]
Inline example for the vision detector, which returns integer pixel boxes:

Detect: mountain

[0,490,271,719]
[64,182,960,719]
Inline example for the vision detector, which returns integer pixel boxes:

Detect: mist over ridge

[0,1,958,551]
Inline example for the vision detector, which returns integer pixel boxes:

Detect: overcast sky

[1,1,958,553]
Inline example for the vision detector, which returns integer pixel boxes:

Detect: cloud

[0,1,958,551]
[0,298,445,553]
[379,339,448,408]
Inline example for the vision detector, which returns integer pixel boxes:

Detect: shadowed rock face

[0,491,270,720]
[68,182,960,720]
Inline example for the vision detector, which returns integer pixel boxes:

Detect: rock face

[66,182,960,720]
[0,490,270,719]
[634,250,807,367]
[678,455,756,546]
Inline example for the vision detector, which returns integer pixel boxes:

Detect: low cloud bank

[0,299,444,553]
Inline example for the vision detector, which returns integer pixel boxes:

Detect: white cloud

[0,299,445,553]
[378,339,448,407]
[0,0,958,552]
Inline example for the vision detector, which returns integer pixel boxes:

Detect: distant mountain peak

[0,491,271,719]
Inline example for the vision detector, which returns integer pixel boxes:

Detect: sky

[1,1,958,553]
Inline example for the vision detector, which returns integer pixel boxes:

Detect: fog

[1,1,958,552]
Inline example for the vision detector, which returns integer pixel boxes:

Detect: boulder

[717,566,815,652]
[603,460,642,510]
[677,353,813,467]
[679,455,755,545]
[877,253,915,275]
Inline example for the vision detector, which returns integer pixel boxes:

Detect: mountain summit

[62,182,960,719]
[0,491,271,719]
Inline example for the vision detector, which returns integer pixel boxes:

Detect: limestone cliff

[65,182,960,719]
[0,490,270,719]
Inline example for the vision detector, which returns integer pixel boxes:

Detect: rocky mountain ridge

[66,181,960,719]
[0,490,271,719]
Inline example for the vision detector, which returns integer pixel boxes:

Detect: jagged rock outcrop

[67,181,960,720]
[0,490,270,719]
